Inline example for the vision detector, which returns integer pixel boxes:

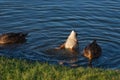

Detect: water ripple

[0,0,120,69]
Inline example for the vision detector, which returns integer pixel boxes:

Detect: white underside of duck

[57,30,79,54]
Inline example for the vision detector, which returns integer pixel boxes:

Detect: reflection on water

[0,0,120,69]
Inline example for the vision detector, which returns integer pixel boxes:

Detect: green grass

[0,57,120,80]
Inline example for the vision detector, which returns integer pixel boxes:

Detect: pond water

[0,0,120,69]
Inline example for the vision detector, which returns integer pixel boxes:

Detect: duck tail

[23,32,28,37]
[19,32,28,37]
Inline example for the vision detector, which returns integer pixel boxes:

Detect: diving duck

[57,30,79,54]
[0,32,28,44]
[83,40,102,67]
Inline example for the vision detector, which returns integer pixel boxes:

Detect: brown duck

[0,32,28,44]
[83,40,102,67]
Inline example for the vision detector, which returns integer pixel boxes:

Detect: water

[0,0,120,69]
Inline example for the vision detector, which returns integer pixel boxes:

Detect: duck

[83,40,102,67]
[0,32,28,44]
[56,30,79,54]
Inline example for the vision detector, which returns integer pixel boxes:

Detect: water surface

[0,0,120,69]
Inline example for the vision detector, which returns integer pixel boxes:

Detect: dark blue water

[0,0,120,69]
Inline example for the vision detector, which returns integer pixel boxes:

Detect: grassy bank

[0,57,120,80]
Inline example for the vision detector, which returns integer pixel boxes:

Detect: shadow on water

[0,0,120,69]
[43,48,80,67]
